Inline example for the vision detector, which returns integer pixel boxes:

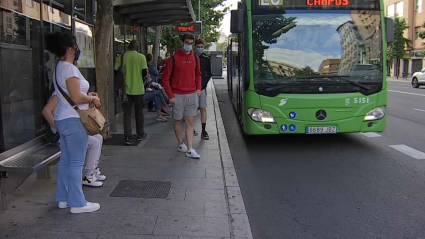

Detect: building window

[25,0,33,7]
[387,4,395,17]
[6,17,12,29]
[415,27,421,39]
[417,0,422,13]
[396,1,404,17]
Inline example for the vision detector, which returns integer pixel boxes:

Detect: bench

[0,136,60,210]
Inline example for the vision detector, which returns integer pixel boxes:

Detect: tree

[418,21,425,55]
[292,66,320,78]
[161,0,228,52]
[216,41,228,53]
[387,16,411,78]
[94,0,114,138]
[252,15,297,68]
[191,0,229,44]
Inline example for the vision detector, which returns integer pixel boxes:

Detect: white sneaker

[82,175,103,187]
[178,143,188,152]
[58,202,68,209]
[70,202,100,214]
[94,167,106,181]
[186,149,200,159]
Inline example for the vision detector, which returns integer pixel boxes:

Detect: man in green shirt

[114,40,149,145]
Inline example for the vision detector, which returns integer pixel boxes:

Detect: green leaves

[419,21,425,55]
[387,17,411,61]
[161,0,229,52]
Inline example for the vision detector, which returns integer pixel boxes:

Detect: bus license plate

[306,126,337,134]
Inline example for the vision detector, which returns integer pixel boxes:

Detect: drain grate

[109,180,171,198]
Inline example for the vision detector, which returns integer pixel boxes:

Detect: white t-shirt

[53,61,89,121]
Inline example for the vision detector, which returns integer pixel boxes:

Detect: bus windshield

[252,10,383,94]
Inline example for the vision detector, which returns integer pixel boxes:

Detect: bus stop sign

[171,22,202,35]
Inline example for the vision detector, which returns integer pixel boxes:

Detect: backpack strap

[169,55,175,84]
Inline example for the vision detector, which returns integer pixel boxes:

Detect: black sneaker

[161,109,170,116]
[193,130,198,136]
[125,137,133,145]
[137,133,148,141]
[201,131,209,140]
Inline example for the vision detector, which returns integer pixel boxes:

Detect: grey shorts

[199,89,207,109]
[172,92,199,120]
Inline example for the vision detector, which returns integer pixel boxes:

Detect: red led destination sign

[171,22,202,35]
[255,0,378,11]
[307,0,350,6]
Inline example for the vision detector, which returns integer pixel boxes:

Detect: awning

[113,0,196,27]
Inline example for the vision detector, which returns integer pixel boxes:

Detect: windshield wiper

[265,82,304,92]
[319,75,371,91]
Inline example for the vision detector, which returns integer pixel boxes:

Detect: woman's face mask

[73,45,81,61]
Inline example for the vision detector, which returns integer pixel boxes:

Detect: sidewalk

[387,76,411,82]
[0,83,253,239]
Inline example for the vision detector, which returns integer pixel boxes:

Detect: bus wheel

[412,78,419,88]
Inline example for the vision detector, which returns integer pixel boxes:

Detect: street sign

[171,22,202,35]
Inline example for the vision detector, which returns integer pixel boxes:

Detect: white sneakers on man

[177,143,200,159]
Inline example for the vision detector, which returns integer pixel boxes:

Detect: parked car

[411,68,425,88]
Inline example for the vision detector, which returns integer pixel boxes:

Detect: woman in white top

[42,92,106,187]
[45,32,101,214]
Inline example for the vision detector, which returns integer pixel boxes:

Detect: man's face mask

[183,40,194,52]
[196,47,204,54]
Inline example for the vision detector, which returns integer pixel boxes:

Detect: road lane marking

[389,145,425,159]
[360,132,382,137]
[412,108,425,112]
[388,90,425,97]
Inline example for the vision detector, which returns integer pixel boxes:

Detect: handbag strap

[54,61,79,110]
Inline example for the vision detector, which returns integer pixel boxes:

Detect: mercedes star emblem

[316,110,327,120]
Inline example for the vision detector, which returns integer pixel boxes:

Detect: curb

[210,81,254,239]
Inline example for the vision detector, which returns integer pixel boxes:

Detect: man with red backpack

[162,33,202,159]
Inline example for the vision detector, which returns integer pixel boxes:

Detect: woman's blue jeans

[54,117,88,207]
[144,90,162,110]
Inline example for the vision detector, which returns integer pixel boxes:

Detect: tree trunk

[395,58,399,79]
[94,0,114,138]
[153,26,162,66]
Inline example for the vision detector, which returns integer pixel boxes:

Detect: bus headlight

[364,106,386,121]
[247,108,276,123]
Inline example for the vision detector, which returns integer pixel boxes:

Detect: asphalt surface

[214,77,425,239]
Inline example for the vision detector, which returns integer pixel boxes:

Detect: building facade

[385,0,425,76]
[337,10,382,76]
[319,59,340,75]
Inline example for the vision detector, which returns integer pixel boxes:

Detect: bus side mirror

[231,10,243,33]
[386,17,395,43]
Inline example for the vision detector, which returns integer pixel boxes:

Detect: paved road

[214,79,425,238]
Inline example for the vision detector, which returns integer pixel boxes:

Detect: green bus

[227,0,394,135]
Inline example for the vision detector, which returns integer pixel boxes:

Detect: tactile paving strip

[109,180,171,198]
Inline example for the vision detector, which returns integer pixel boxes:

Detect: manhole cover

[109,180,171,198]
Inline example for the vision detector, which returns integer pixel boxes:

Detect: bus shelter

[113,0,196,54]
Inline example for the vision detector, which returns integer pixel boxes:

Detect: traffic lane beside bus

[378,85,425,153]
[387,85,425,126]
[214,82,425,238]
